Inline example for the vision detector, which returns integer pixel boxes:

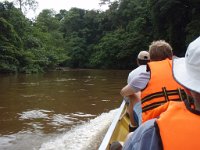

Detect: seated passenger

[121,40,184,124]
[123,36,200,150]
[126,51,150,131]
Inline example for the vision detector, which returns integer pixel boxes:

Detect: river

[0,69,129,150]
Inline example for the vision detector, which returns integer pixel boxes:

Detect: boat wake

[39,109,118,150]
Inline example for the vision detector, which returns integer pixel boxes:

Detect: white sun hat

[173,36,200,93]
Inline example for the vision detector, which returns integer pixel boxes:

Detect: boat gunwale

[98,100,126,150]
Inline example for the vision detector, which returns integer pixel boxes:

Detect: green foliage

[61,8,86,38]
[0,0,199,73]
[36,9,60,32]
[90,29,137,69]
[64,33,87,68]
[185,2,200,45]
[0,1,28,38]
[186,19,200,44]
[0,17,22,72]
[150,0,194,55]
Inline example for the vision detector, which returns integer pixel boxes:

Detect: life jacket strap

[142,88,187,112]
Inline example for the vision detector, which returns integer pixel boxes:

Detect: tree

[150,0,190,56]
[0,18,22,72]
[14,0,38,14]
[36,9,60,32]
[90,29,129,69]
[185,0,200,45]
[55,9,68,21]
[0,0,200,73]
[61,8,86,38]
[32,9,67,69]
[65,33,87,68]
[99,0,112,6]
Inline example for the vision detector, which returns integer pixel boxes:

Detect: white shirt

[127,65,147,84]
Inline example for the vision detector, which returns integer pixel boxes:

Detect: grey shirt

[123,119,162,150]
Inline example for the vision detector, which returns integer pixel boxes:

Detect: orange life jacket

[156,101,200,150]
[141,59,183,123]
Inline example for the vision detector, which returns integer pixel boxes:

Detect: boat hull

[99,100,130,150]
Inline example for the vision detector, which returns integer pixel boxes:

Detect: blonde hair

[149,40,173,61]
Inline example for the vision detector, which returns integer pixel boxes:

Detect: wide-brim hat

[173,36,200,93]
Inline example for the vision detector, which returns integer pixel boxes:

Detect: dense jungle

[0,0,200,73]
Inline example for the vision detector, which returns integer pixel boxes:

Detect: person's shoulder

[129,65,147,76]
[136,65,147,70]
[124,119,157,144]
[123,119,161,150]
[134,118,156,136]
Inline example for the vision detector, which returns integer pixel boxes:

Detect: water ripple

[18,110,51,120]
[39,109,117,150]
[51,114,75,126]
[71,112,96,117]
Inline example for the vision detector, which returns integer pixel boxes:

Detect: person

[127,51,150,84]
[110,52,150,150]
[121,40,183,124]
[126,51,150,131]
[123,36,200,150]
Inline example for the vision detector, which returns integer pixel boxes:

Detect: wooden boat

[98,88,187,150]
[99,100,131,150]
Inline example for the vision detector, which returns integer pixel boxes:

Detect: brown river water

[0,69,129,150]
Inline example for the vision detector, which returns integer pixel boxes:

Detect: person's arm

[122,74,143,126]
[120,85,136,97]
[121,72,150,126]
[121,72,150,97]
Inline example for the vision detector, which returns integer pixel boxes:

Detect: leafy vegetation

[0,0,199,73]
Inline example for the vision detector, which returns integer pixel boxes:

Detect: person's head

[149,40,173,61]
[137,51,150,66]
[110,141,122,150]
[173,36,200,104]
